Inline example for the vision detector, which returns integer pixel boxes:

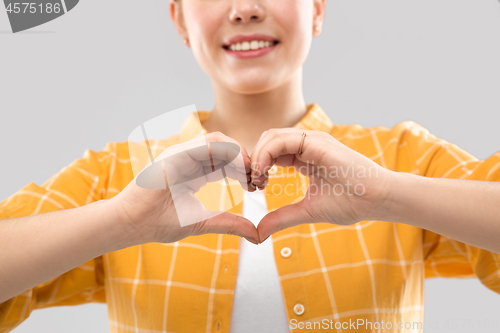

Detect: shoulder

[97,135,183,194]
[328,120,429,147]
[100,135,183,162]
[326,120,441,172]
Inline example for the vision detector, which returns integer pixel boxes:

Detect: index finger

[251,128,311,176]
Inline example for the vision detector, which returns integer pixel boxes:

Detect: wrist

[92,199,146,252]
[367,170,412,223]
[370,171,427,226]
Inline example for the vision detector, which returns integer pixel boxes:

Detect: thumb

[194,211,260,245]
[257,200,315,242]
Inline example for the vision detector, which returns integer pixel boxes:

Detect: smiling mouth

[222,40,280,52]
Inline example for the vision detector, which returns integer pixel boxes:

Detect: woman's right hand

[107,132,260,245]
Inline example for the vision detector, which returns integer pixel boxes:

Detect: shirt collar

[178,103,334,143]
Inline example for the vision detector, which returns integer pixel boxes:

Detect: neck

[202,68,307,155]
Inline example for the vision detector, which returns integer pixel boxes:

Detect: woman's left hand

[250,128,394,242]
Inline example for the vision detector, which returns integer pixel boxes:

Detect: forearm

[379,172,500,254]
[0,199,135,303]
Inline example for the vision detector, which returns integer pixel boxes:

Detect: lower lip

[223,43,279,59]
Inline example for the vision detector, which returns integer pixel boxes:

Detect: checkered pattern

[1,104,499,333]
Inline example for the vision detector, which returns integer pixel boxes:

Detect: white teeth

[250,40,259,50]
[226,40,276,51]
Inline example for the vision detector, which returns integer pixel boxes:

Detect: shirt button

[280,247,292,258]
[294,303,305,315]
[269,165,278,174]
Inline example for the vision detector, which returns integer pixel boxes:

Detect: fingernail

[252,178,262,185]
[244,237,259,245]
[260,235,270,243]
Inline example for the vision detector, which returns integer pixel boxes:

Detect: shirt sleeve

[0,146,115,332]
[394,121,500,294]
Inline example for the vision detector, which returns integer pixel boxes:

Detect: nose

[229,0,265,24]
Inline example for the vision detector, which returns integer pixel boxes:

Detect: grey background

[1,0,500,331]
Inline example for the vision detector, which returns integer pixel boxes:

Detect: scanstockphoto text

[289,318,499,331]
[290,319,424,330]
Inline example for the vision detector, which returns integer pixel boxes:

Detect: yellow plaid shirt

[1,104,499,333]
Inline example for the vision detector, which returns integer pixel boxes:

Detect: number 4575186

[6,2,61,14]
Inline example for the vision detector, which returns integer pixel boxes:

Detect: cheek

[271,0,313,55]
[184,4,225,55]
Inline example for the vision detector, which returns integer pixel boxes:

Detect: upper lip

[222,34,279,47]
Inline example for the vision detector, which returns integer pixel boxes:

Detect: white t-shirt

[228,189,291,333]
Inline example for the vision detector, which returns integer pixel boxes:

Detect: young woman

[1,0,499,332]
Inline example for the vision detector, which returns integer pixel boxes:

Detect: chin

[226,76,281,95]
